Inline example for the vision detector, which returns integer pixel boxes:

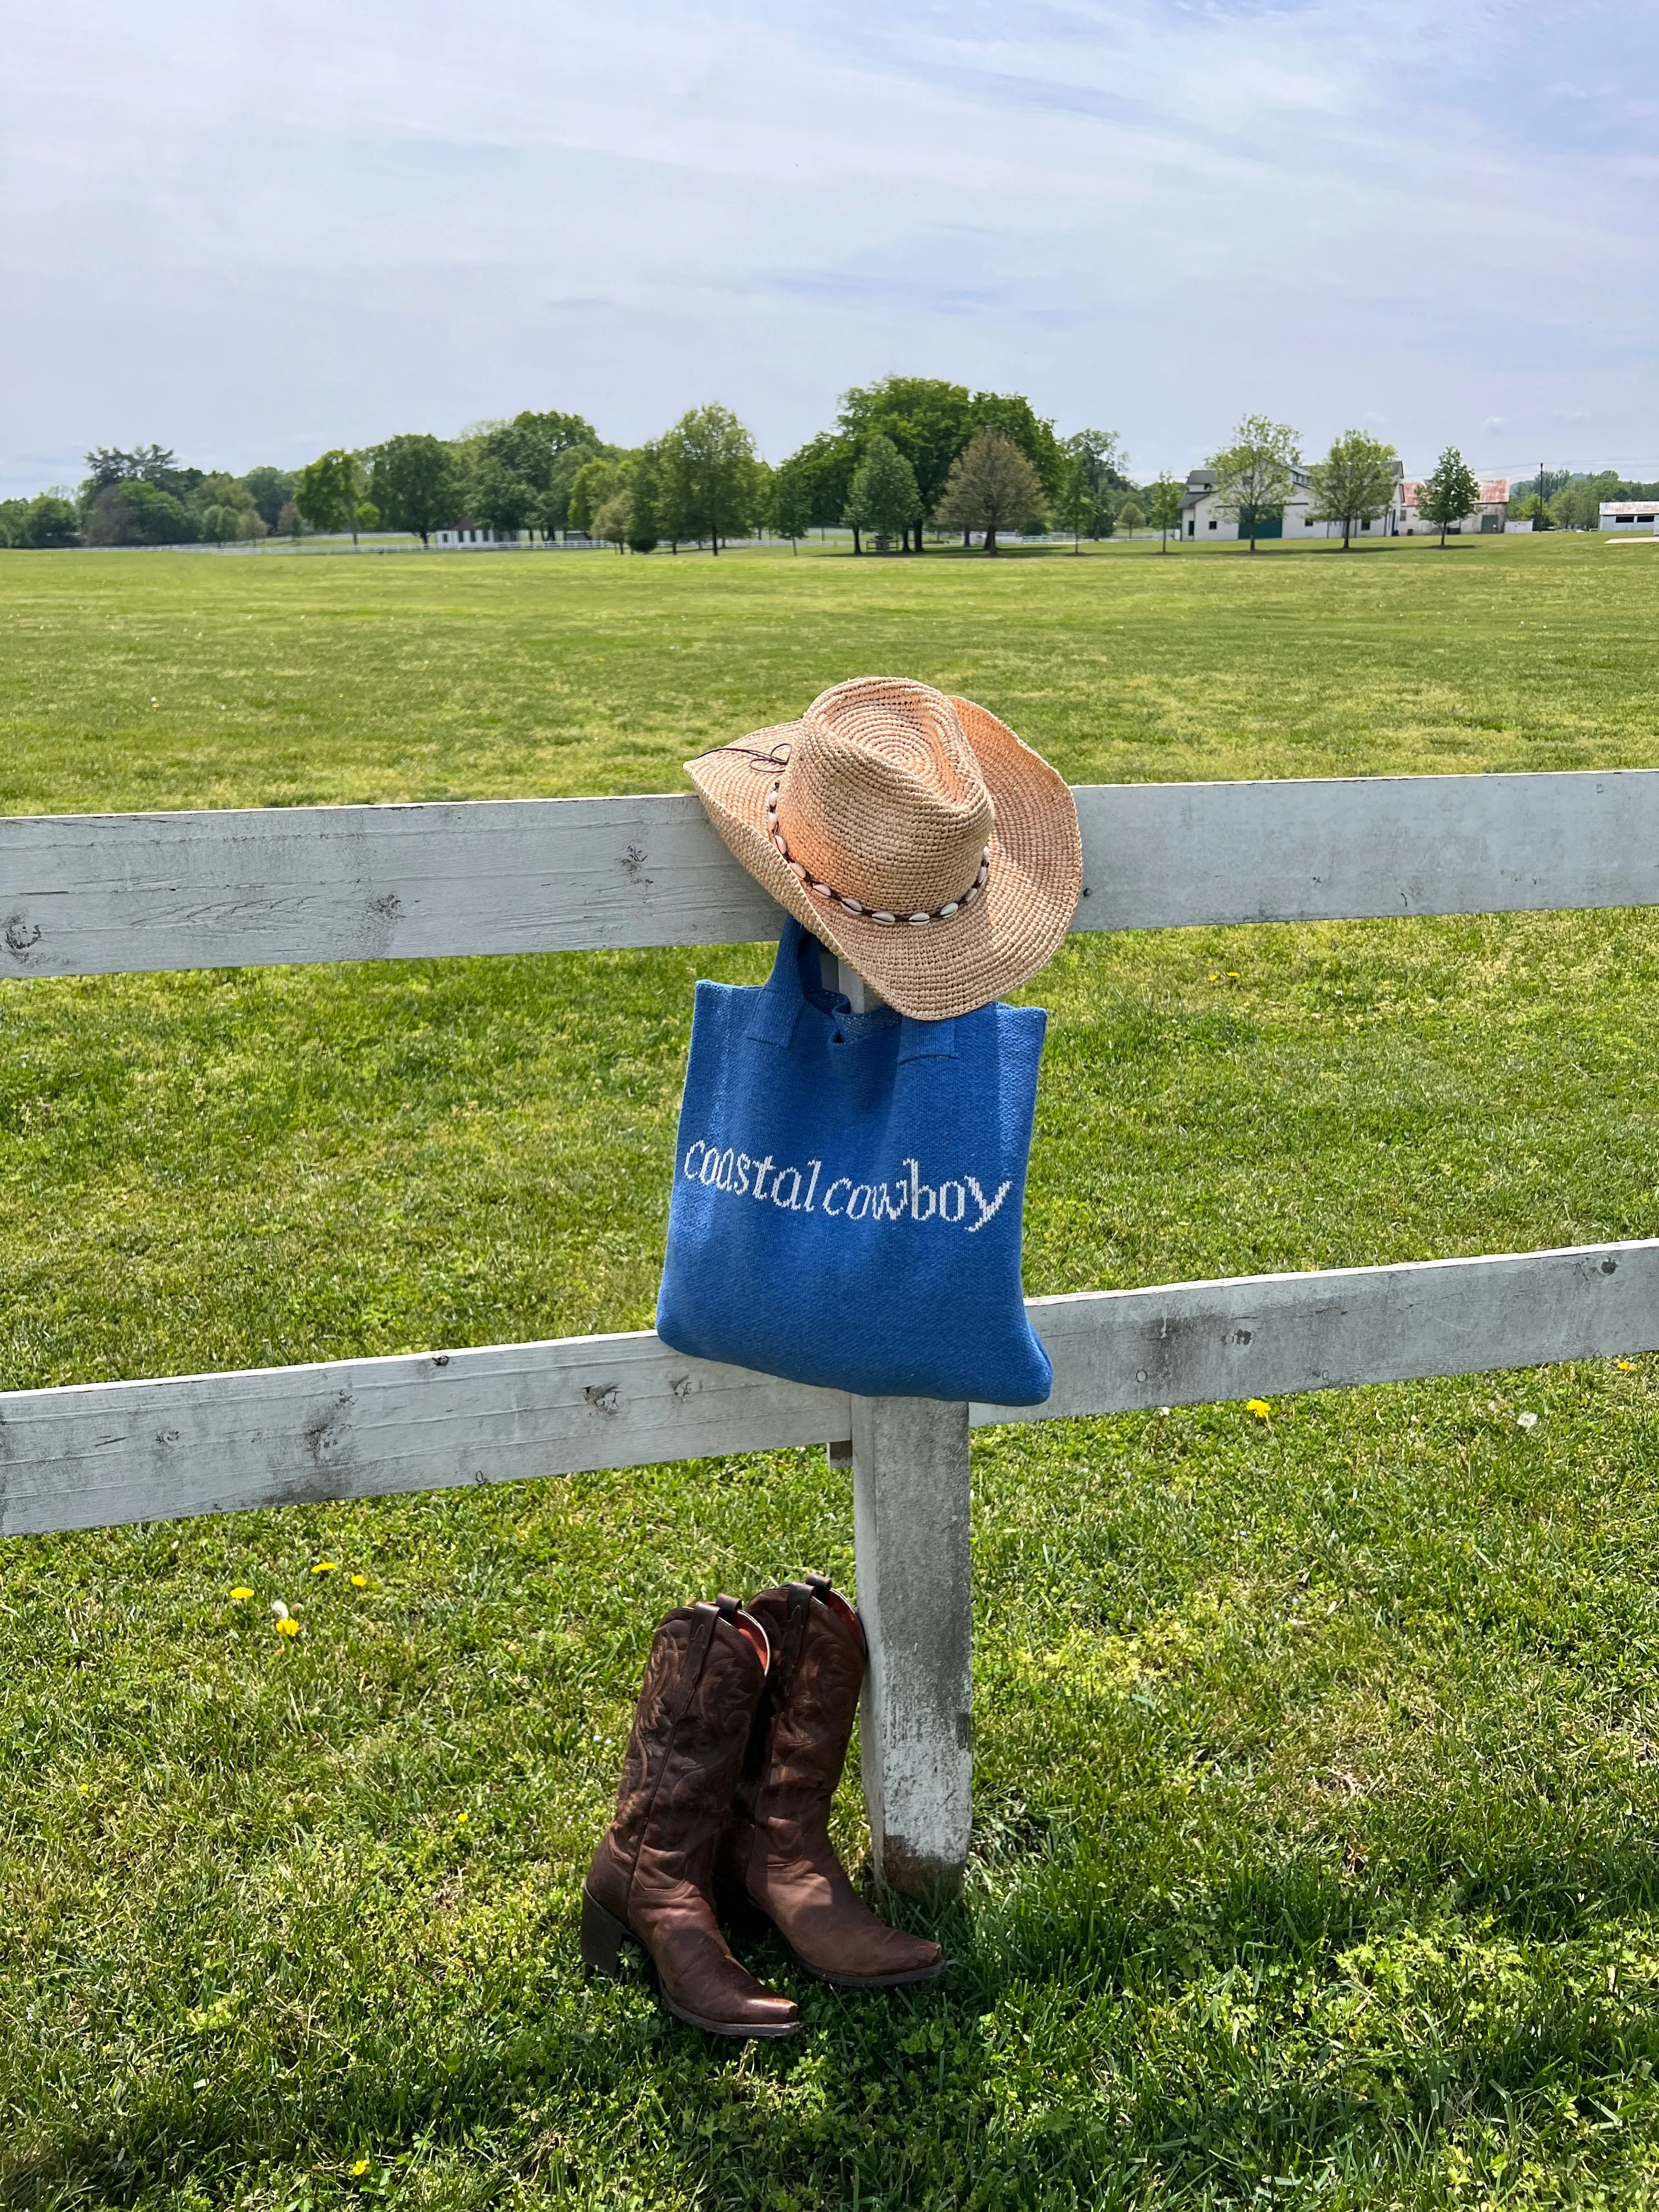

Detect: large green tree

[835,376,972,552]
[1308,428,1400,551]
[773,428,859,540]
[370,435,459,546]
[473,411,601,539]
[1057,429,1126,550]
[1419,446,1481,545]
[82,481,191,546]
[294,449,361,538]
[770,464,812,553]
[656,404,759,555]
[1208,415,1302,551]
[5,494,80,548]
[242,467,294,531]
[568,458,619,536]
[933,430,1048,555]
[843,434,922,554]
[967,392,1064,499]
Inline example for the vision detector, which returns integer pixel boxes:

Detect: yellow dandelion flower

[78,1782,90,1794]
[456,1810,469,1823]
[274,1616,301,1637]
[312,1559,338,1575]
[1245,1398,1273,1420]
[230,1587,254,1601]
[1617,1360,1635,1371]
[352,2158,370,2177]
[349,1573,368,1588]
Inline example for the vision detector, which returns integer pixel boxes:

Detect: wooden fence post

[851,1393,974,1898]
[817,946,974,1898]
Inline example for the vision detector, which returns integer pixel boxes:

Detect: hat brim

[686,696,1082,1020]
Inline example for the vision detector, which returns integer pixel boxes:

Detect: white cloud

[1,0,1655,493]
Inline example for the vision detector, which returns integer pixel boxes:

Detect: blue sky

[2,0,1655,495]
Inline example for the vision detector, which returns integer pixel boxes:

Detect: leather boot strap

[768,1582,816,1705]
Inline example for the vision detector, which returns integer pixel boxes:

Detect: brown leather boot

[584,1596,802,2039]
[723,1576,946,1989]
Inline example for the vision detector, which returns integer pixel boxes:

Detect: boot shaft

[606,1597,770,1884]
[741,1578,865,1830]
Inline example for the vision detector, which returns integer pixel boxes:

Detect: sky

[2,0,1656,498]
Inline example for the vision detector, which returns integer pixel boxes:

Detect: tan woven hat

[686,676,1082,1020]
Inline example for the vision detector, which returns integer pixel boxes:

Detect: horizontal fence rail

[5,1239,1656,1538]
[6,768,1659,979]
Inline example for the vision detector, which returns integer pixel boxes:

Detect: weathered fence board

[6,1238,1655,1541]
[1070,770,1659,932]
[0,1332,850,1539]
[8,769,1659,980]
[983,1238,1659,1422]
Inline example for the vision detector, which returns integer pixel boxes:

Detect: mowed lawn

[5,536,1659,2209]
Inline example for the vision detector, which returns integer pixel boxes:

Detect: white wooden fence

[4,768,1658,1892]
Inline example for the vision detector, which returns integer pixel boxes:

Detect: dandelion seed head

[1517,1410,1539,1431]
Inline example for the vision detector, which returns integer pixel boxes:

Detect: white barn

[1600,500,1658,533]
[1398,478,1510,534]
[1178,462,1406,542]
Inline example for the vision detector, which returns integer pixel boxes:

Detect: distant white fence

[4,767,1656,1890]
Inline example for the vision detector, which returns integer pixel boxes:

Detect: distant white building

[1179,461,1407,541]
[1398,478,1510,534]
[432,523,523,548]
[1600,500,1658,532]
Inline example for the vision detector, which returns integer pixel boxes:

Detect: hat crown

[776,678,995,915]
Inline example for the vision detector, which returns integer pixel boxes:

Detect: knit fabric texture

[655,921,1053,1406]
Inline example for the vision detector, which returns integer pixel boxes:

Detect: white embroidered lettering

[905,1156,936,1220]
[966,1176,1011,1232]
[686,1141,1007,1233]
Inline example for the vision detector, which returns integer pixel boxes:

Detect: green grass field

[7,535,1659,2210]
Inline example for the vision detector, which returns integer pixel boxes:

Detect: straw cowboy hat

[687,677,1082,1022]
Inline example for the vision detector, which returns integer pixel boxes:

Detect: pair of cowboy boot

[583,1576,944,2039]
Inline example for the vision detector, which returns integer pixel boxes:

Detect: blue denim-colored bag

[655,920,1052,1404]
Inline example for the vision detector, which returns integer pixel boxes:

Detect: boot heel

[581,1887,631,1979]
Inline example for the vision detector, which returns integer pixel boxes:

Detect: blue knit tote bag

[655,920,1053,1404]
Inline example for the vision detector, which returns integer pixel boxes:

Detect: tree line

[0,383,1137,556]
[4,393,1655,552]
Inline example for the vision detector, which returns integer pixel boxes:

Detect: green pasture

[6,536,1659,2208]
